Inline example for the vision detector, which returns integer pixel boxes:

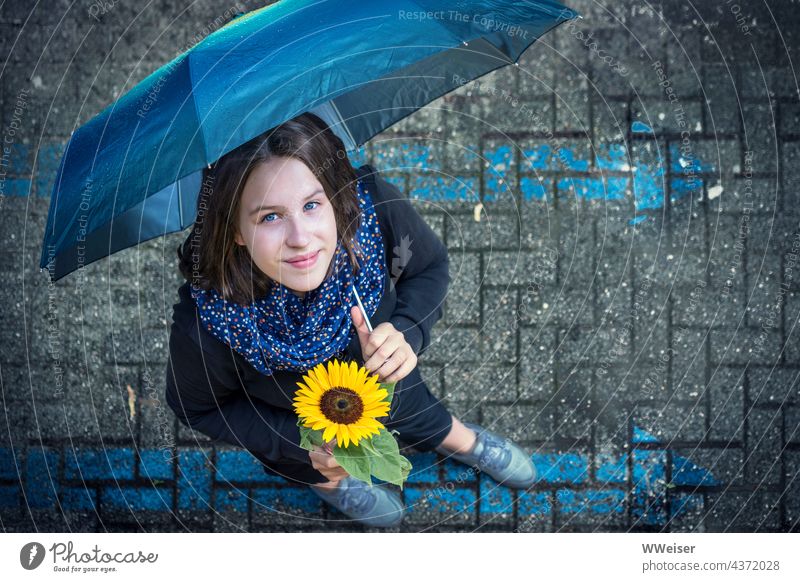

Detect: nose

[284,214,312,248]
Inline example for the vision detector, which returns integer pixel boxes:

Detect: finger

[350,306,373,357]
[361,322,396,362]
[383,356,415,384]
[322,436,338,454]
[364,338,401,375]
[375,351,404,381]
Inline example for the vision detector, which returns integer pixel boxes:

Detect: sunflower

[293,359,391,448]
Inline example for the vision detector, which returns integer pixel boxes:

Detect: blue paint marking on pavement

[520,176,551,200]
[518,490,553,517]
[0,447,21,480]
[61,486,97,511]
[629,426,719,526]
[595,143,629,171]
[214,450,284,484]
[523,143,551,170]
[2,178,32,196]
[138,450,173,481]
[26,448,59,509]
[373,141,442,171]
[405,452,439,483]
[441,458,478,484]
[533,452,588,484]
[252,486,323,514]
[478,473,514,515]
[485,143,514,172]
[633,426,660,443]
[409,174,478,201]
[558,489,626,515]
[177,450,212,511]
[0,484,21,508]
[405,485,477,514]
[215,488,249,512]
[10,434,720,524]
[557,147,590,171]
[102,486,173,511]
[595,452,628,484]
[631,121,654,134]
[672,454,719,486]
[64,448,135,481]
[34,142,65,197]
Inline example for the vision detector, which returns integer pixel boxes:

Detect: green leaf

[365,429,412,489]
[333,442,372,485]
[297,420,323,451]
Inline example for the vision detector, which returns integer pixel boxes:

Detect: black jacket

[164,164,450,463]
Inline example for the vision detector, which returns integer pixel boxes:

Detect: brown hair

[177,112,363,304]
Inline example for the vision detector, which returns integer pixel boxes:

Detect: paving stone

[672,447,744,487]
[482,402,552,444]
[518,327,556,399]
[745,408,783,487]
[747,367,799,407]
[516,490,554,532]
[786,451,800,530]
[703,491,782,532]
[444,251,480,325]
[443,361,516,403]
[667,492,706,532]
[555,488,627,529]
[426,326,481,367]
[444,210,518,250]
[481,287,518,362]
[632,401,706,444]
[708,366,746,443]
[250,486,326,530]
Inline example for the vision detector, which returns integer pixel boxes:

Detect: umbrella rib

[327,99,358,151]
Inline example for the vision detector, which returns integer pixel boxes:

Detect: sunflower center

[319,387,364,425]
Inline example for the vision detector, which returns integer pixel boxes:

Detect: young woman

[165,112,537,528]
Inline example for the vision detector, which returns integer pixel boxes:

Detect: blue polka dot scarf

[190,178,385,375]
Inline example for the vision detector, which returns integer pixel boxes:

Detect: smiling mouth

[285,250,320,268]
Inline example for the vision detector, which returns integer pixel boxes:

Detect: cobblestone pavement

[1,0,799,532]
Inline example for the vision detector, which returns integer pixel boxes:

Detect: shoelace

[338,479,376,515]
[474,431,512,473]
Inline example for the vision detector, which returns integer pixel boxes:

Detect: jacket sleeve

[372,171,450,357]
[164,326,310,463]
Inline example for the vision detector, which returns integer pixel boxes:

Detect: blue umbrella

[40,0,580,281]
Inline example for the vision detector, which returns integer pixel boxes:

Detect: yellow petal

[325,361,336,387]
[311,365,329,388]
[308,370,327,392]
[322,424,338,443]
[338,425,349,448]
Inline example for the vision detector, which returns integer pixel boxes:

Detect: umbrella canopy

[40,0,579,281]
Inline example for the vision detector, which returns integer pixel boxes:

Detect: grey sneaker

[310,476,405,528]
[435,422,537,489]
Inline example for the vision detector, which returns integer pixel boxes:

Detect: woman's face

[234,156,338,298]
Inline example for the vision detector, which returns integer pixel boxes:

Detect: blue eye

[304,201,320,211]
[260,213,277,223]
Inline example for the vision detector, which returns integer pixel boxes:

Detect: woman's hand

[351,306,418,384]
[309,437,349,482]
